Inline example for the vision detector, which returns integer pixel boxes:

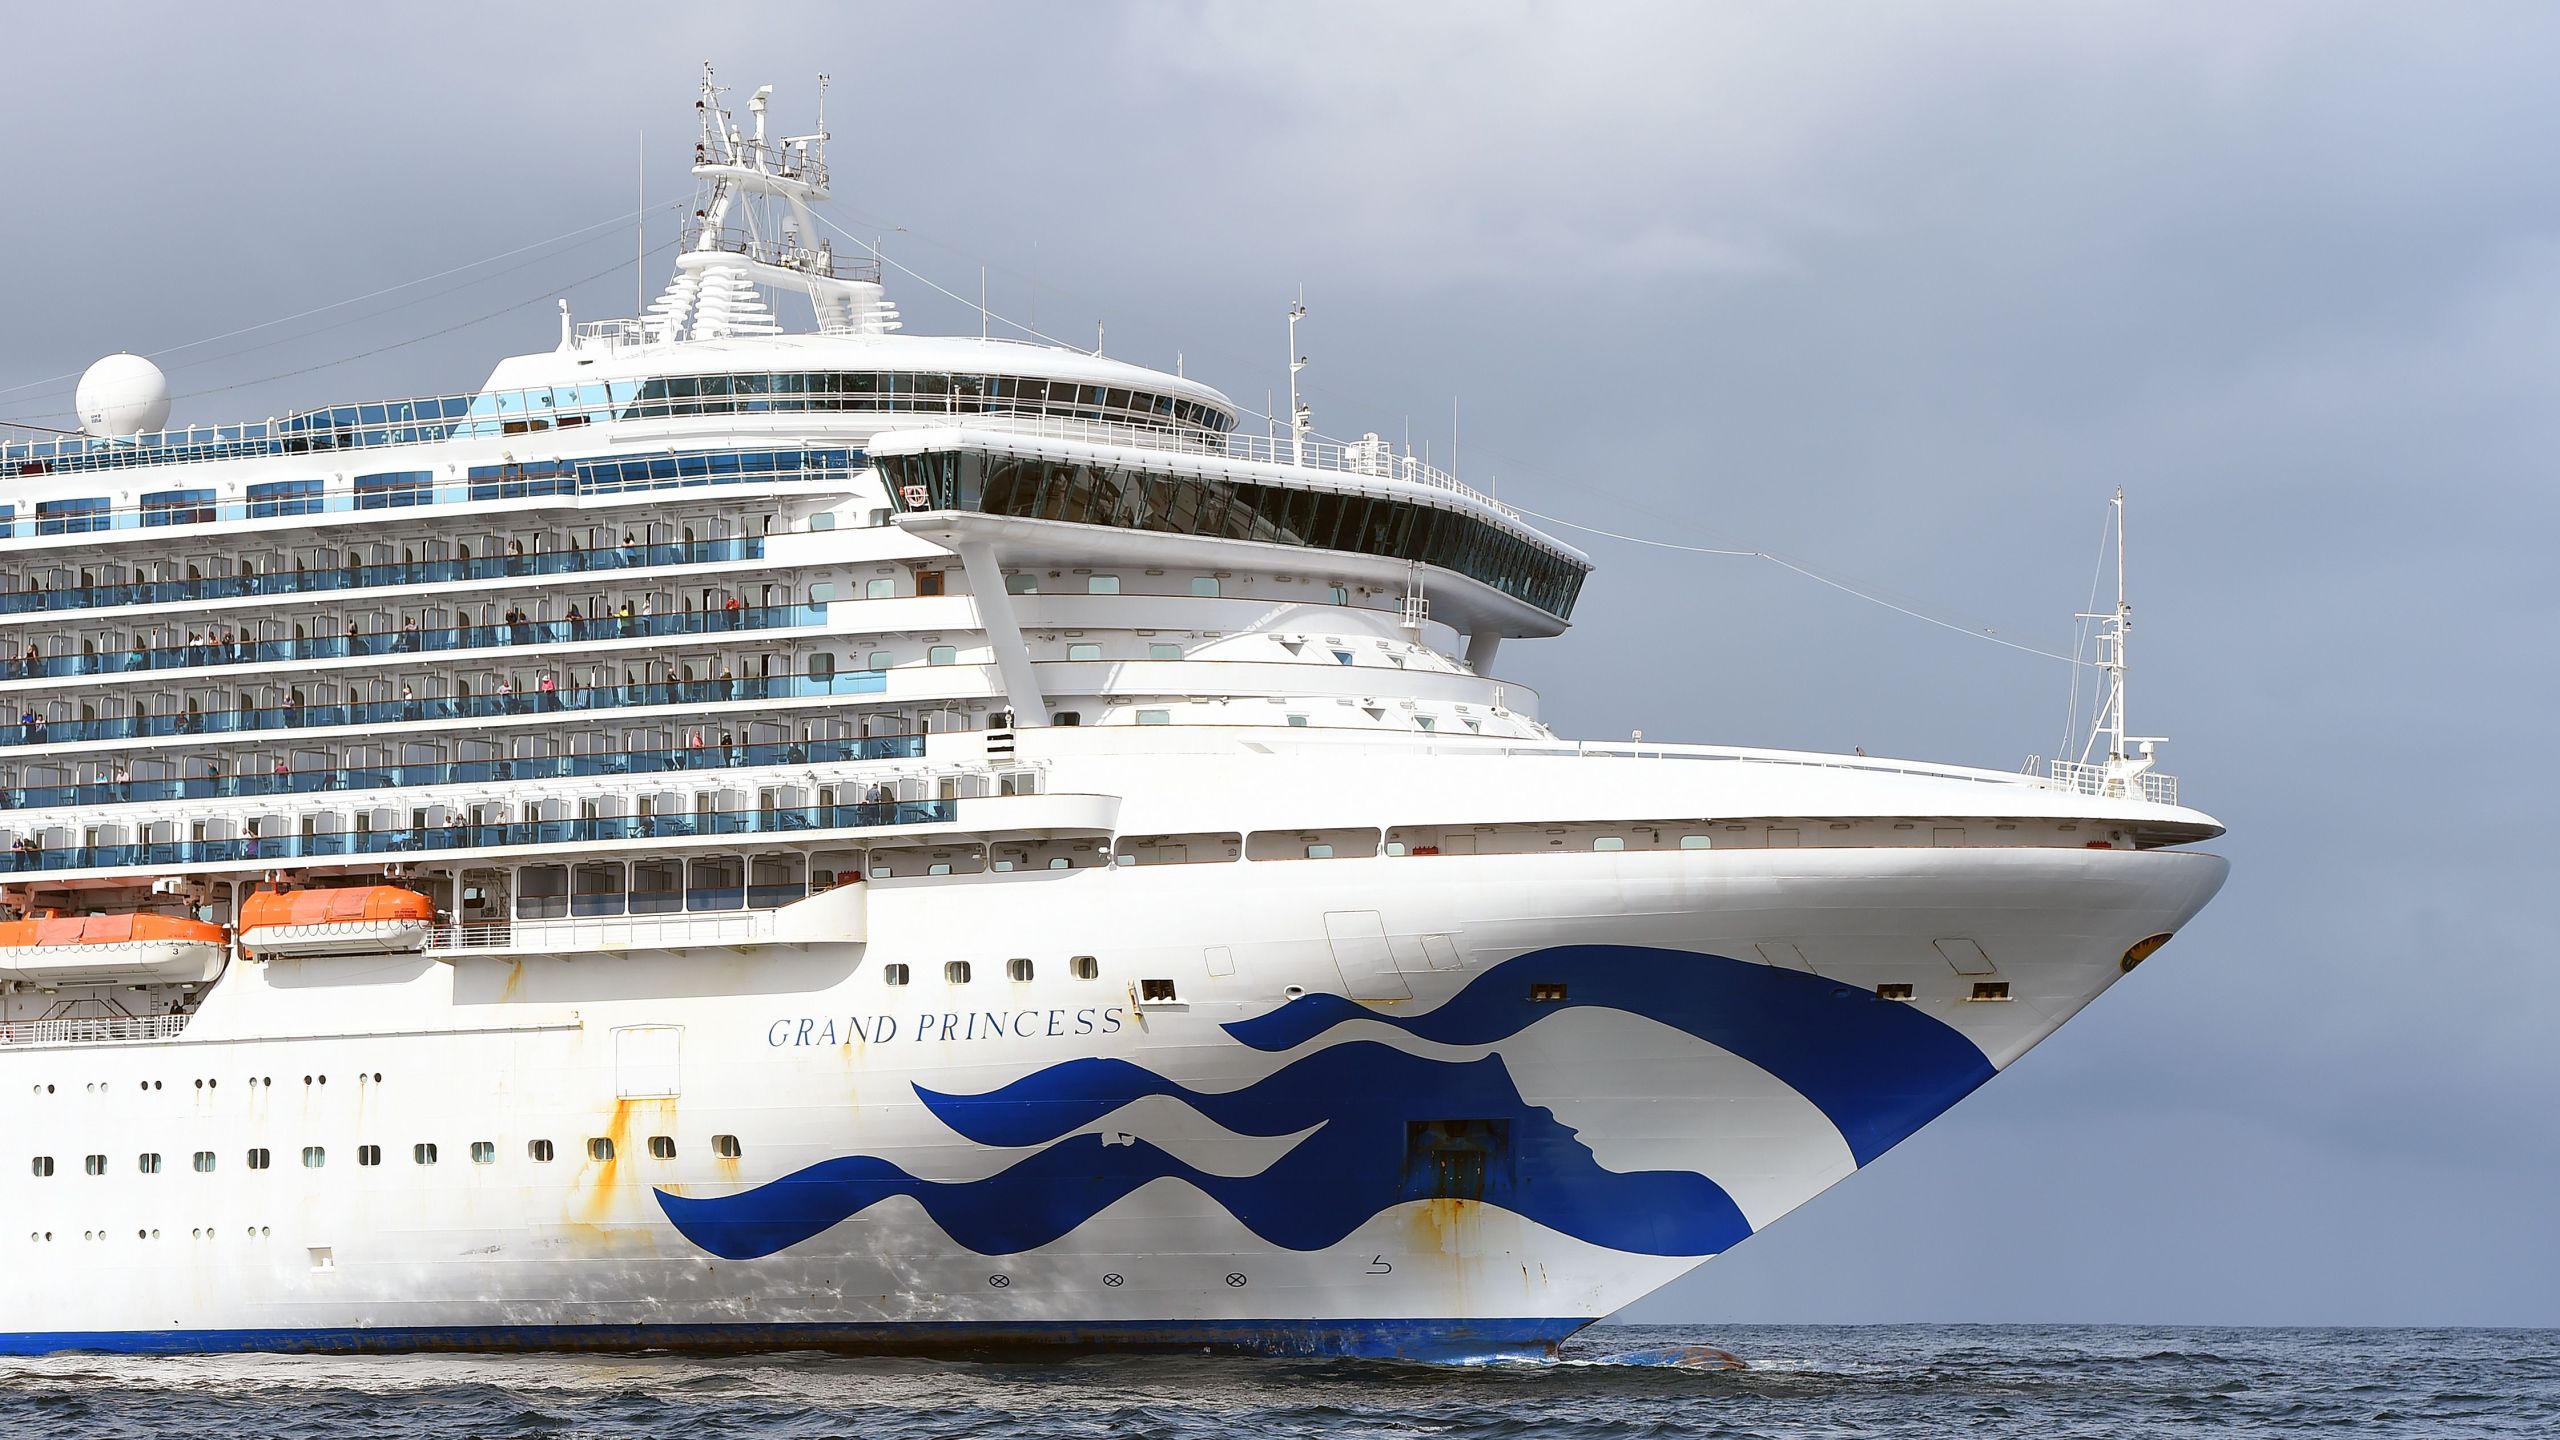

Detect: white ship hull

[3,749,2225,1360]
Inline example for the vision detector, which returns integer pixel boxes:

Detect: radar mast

[637,65,899,343]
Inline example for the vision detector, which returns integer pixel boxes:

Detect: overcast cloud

[4,2,2551,1325]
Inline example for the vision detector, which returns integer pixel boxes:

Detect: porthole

[302,1146,325,1169]
[945,961,972,985]
[30,1156,54,1178]
[587,1137,615,1162]
[528,1139,555,1163]
[712,1134,742,1159]
[471,1141,496,1164]
[137,1152,163,1174]
[1069,955,1099,981]
[192,1151,216,1173]
[413,1143,438,1166]
[882,963,910,986]
[1006,957,1034,982]
[648,1135,676,1160]
[356,1144,382,1167]
[246,1148,270,1170]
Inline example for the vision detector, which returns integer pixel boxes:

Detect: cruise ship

[0,72,2226,1360]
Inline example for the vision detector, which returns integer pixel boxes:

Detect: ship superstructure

[0,72,2224,1360]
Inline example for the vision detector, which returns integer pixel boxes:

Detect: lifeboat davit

[239,886,433,958]
[0,913,228,985]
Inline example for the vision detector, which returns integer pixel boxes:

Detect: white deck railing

[0,1013,187,1047]
[2046,759,2179,806]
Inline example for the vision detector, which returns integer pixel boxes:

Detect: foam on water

[0,1325,2551,1439]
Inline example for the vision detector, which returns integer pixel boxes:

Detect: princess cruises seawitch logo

[655,947,1996,1260]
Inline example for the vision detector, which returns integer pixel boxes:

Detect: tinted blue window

[140,489,216,527]
[245,480,324,518]
[354,470,431,509]
[35,497,112,534]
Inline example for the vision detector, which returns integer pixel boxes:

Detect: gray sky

[6,3,2552,1326]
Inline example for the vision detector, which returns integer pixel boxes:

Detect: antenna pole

[1287,293,1309,466]
[2111,485,2129,764]
[636,127,646,322]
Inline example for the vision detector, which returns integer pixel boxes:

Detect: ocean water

[2,1325,2550,1439]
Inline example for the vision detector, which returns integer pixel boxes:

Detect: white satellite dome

[75,353,171,439]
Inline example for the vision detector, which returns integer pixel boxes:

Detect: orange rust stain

[1405,1197,1479,1260]
[497,960,525,1002]
[574,1095,675,1228]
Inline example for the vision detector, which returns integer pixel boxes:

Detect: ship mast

[2075,487,2165,797]
[633,65,898,344]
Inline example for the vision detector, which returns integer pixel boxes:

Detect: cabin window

[1150,643,1181,661]
[882,963,910,986]
[866,577,895,600]
[413,1144,438,1166]
[84,1155,107,1176]
[471,1141,496,1164]
[928,645,957,665]
[648,1136,676,1160]
[192,1151,216,1173]
[527,1140,555,1163]
[357,1145,382,1167]
[1070,955,1099,980]
[246,1148,270,1170]
[138,1153,163,1174]
[1087,575,1121,595]
[1190,576,1221,597]
[1067,643,1101,661]
[587,1138,615,1162]
[713,1134,743,1159]
[1136,709,1171,725]
[945,960,972,985]
[1006,957,1034,982]
[30,1156,54,1178]
[302,1147,326,1169]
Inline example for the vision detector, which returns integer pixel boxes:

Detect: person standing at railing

[723,594,742,629]
[401,615,420,651]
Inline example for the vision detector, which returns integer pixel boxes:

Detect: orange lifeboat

[0,912,229,985]
[239,884,434,958]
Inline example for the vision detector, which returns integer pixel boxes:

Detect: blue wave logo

[655,946,1994,1260]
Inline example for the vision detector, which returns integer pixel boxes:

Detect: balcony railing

[0,1014,187,1047]
[0,445,860,535]
[3,799,961,876]
[2,733,927,812]
[5,601,828,683]
[0,536,765,617]
[2047,759,2179,806]
[4,668,886,747]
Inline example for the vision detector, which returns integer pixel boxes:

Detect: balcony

[2,733,927,812]
[4,602,829,684]
[0,536,765,618]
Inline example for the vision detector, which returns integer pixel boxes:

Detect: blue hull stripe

[0,1315,1593,1362]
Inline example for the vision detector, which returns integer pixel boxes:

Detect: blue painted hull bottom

[0,1316,1597,1363]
